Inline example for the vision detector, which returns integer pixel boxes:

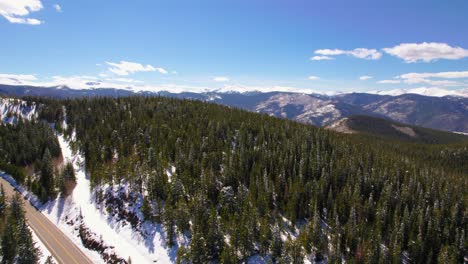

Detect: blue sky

[1,0,468,94]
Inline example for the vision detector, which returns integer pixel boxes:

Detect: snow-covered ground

[0,97,37,123]
[41,134,184,263]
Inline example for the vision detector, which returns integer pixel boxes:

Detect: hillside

[0,96,466,263]
[326,115,468,144]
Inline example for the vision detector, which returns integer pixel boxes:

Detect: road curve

[0,177,94,264]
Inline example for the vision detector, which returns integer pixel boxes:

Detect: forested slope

[327,115,468,144]
[5,96,468,263]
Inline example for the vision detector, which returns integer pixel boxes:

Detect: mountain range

[1,84,467,133]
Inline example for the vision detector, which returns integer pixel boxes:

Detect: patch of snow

[207,94,222,101]
[166,166,176,183]
[0,97,38,124]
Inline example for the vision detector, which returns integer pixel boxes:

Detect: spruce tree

[1,221,16,264]
[16,220,40,264]
[40,148,55,200]
[205,208,223,261]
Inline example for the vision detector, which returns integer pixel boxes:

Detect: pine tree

[141,196,152,221]
[271,224,283,262]
[284,239,304,264]
[60,162,76,195]
[164,205,175,247]
[205,208,223,261]
[189,227,206,264]
[1,220,17,264]
[9,194,25,221]
[41,148,55,200]
[219,244,237,264]
[16,220,40,264]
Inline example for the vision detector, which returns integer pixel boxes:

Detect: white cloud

[314,48,382,60]
[348,48,382,60]
[398,71,468,79]
[156,68,168,74]
[213,76,229,82]
[397,71,468,87]
[310,55,334,61]
[308,75,320,80]
[359,75,372,81]
[383,42,468,63]
[0,0,43,25]
[310,56,335,61]
[106,61,168,76]
[108,78,143,83]
[378,79,401,84]
[53,4,61,12]
[0,73,37,84]
[314,49,346,56]
[378,71,468,86]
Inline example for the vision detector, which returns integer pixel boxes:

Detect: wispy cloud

[383,42,468,63]
[398,71,468,79]
[106,61,168,76]
[53,4,62,12]
[378,71,468,86]
[310,56,334,61]
[359,75,372,81]
[308,75,320,80]
[213,76,229,82]
[313,48,382,60]
[0,73,38,84]
[378,79,401,84]
[0,0,43,25]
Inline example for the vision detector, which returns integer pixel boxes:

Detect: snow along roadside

[41,134,178,263]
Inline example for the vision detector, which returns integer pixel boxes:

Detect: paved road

[0,177,94,264]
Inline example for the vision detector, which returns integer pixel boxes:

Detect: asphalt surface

[0,177,94,264]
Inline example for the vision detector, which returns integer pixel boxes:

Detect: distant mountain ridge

[1,84,467,133]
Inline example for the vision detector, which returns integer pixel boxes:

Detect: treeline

[0,186,42,264]
[29,96,468,263]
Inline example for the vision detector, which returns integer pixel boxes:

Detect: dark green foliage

[0,119,61,196]
[59,162,76,195]
[0,194,39,264]
[283,239,303,264]
[1,216,17,263]
[25,96,468,263]
[0,120,61,167]
[40,148,56,200]
[16,220,40,264]
[61,162,76,183]
[0,162,27,184]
